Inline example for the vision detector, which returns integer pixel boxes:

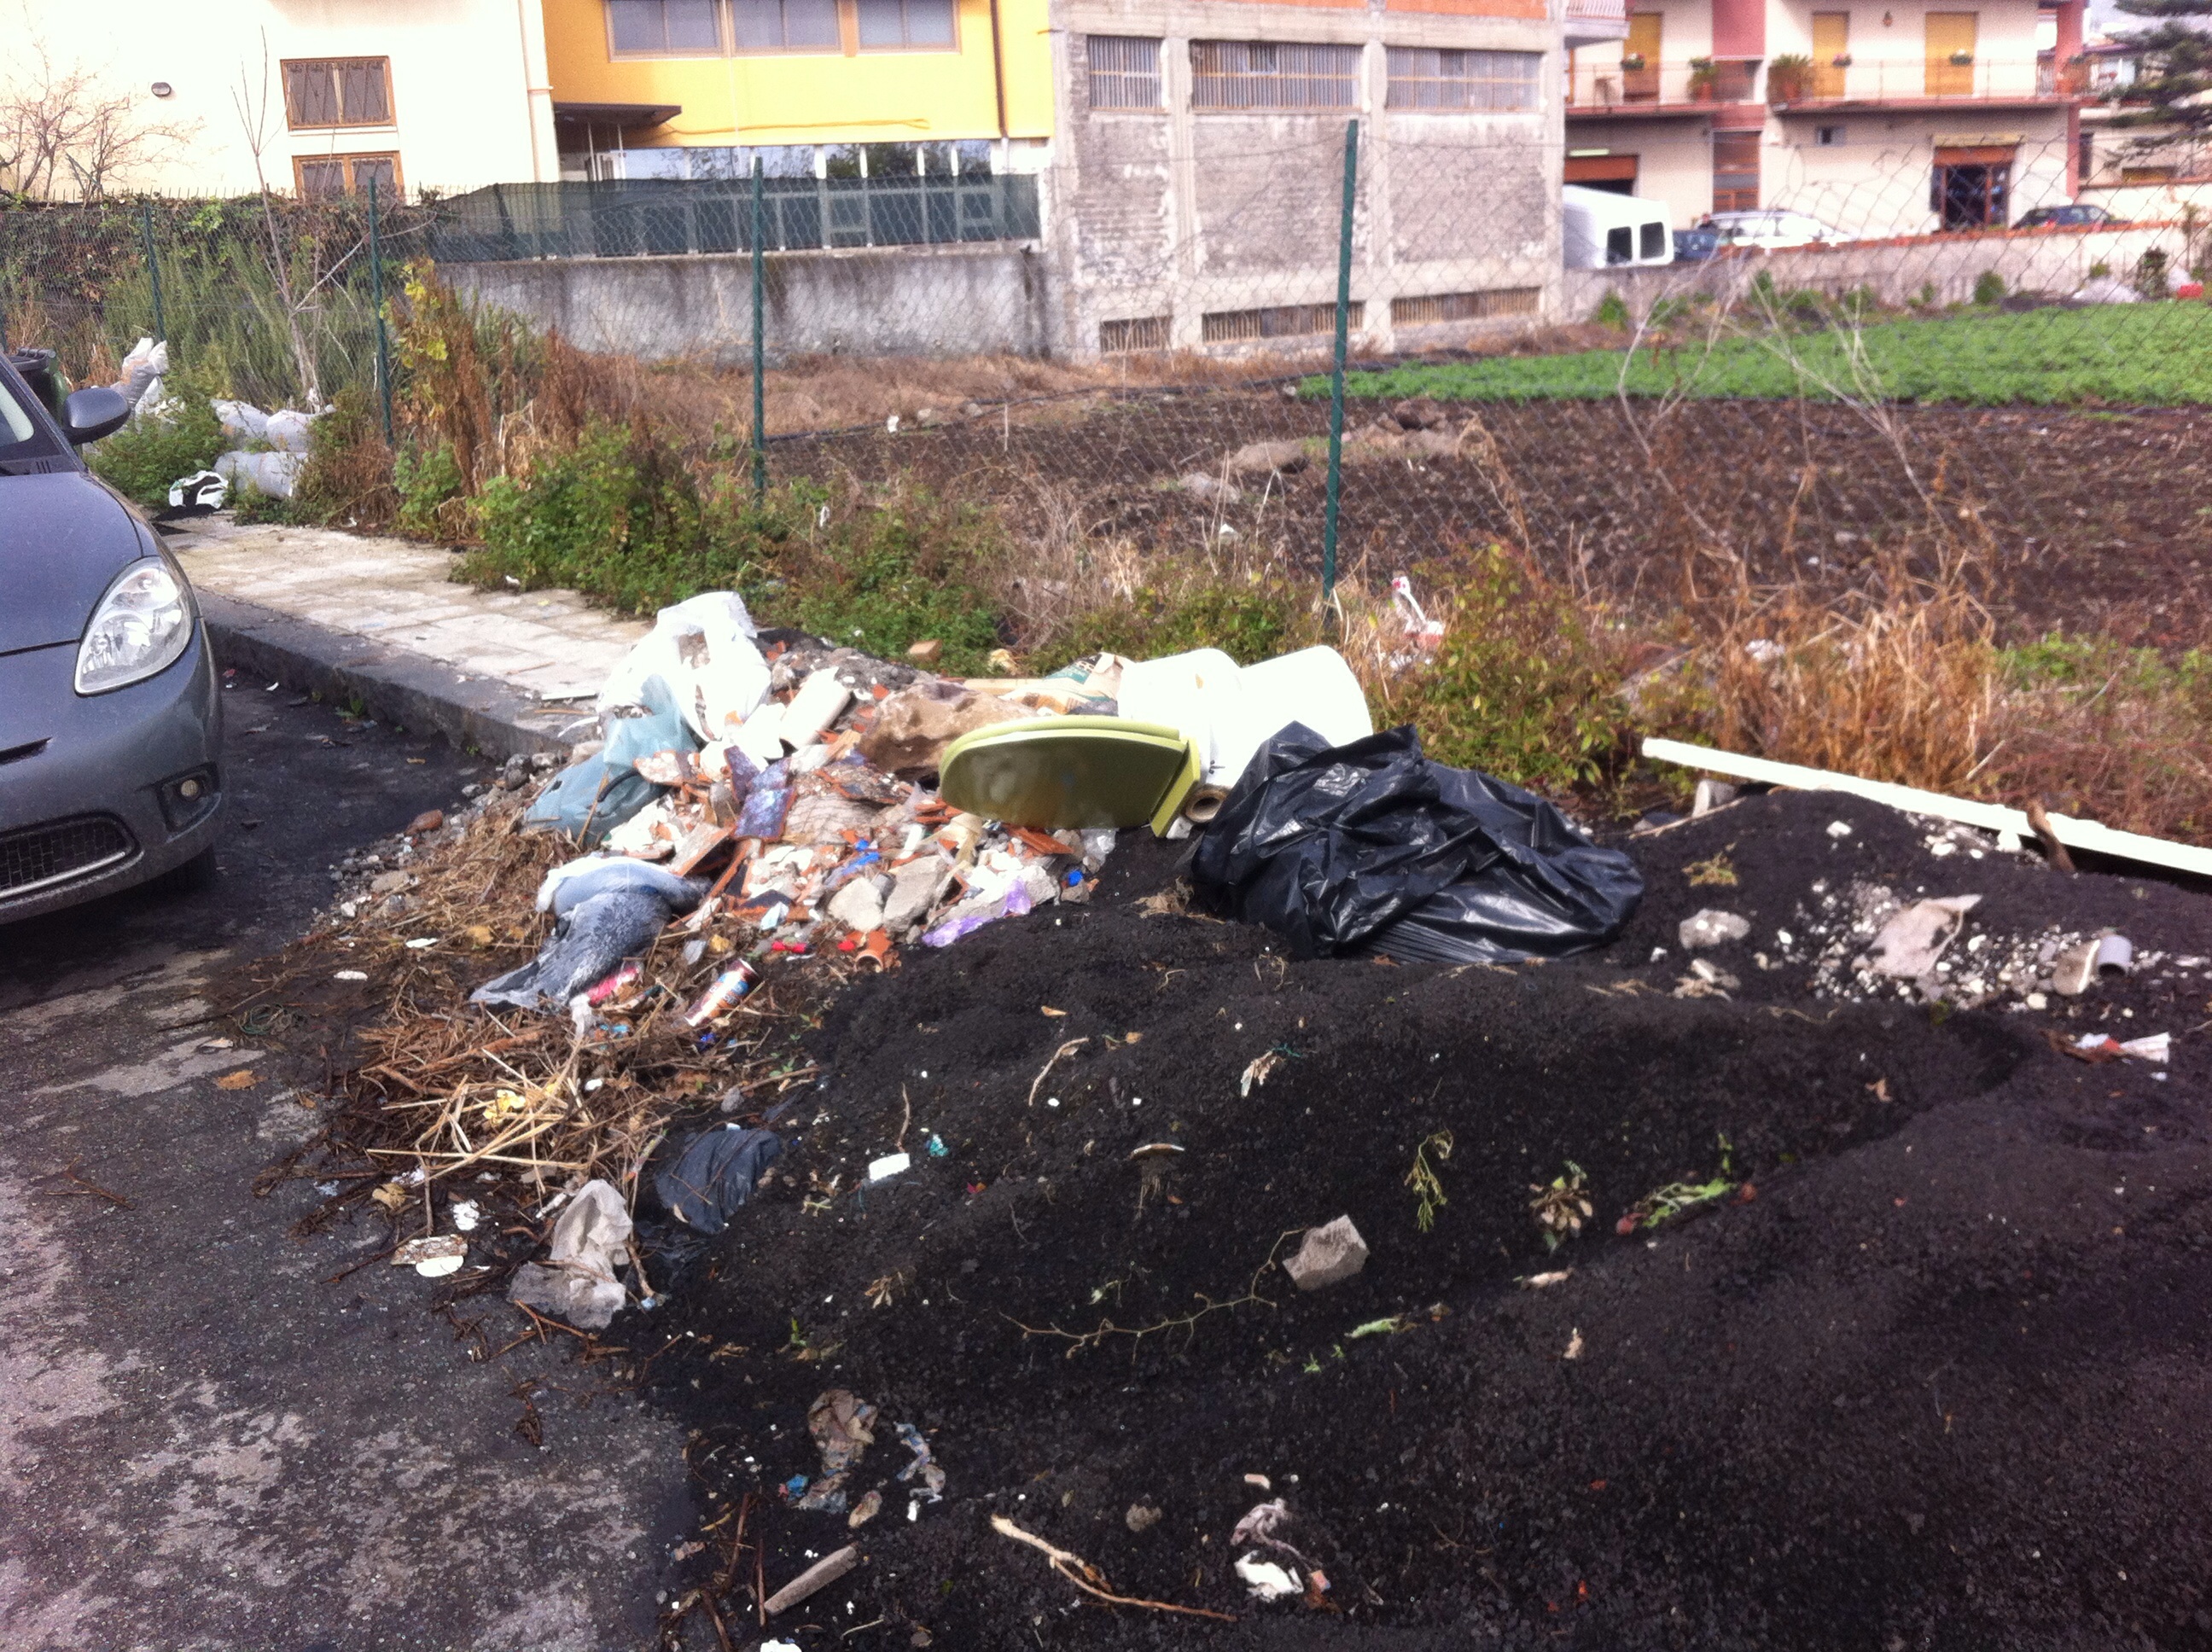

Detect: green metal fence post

[138,201,167,346]
[368,176,395,445]
[1322,118,1359,615]
[751,156,767,503]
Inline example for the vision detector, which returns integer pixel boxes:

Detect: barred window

[1191,41,1363,111]
[1090,37,1164,109]
[733,0,841,50]
[1385,49,1540,111]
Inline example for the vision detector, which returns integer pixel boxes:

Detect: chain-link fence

[9,122,2212,644]
[0,189,437,413]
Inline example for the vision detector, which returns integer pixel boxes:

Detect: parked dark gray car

[0,350,224,924]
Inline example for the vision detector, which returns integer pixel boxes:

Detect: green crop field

[1321,301,2212,406]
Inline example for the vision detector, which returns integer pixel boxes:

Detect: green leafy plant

[2137,247,2171,300]
[1766,52,1813,101]
[1038,578,1302,673]
[85,375,224,506]
[1375,545,1633,793]
[1972,270,2006,307]
[1616,1135,1747,1234]
[1593,290,1633,330]
[395,439,468,539]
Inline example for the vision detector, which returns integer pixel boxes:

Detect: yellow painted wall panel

[542,0,1052,145]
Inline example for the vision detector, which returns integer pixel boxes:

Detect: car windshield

[0,366,63,467]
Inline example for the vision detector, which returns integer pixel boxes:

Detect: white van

[1563,184,1675,270]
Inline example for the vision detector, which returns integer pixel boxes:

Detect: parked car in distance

[1704,209,1848,249]
[2015,203,2125,229]
[1674,225,1720,262]
[1563,184,1675,269]
[0,348,224,925]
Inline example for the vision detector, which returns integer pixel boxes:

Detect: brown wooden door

[1925,12,1977,97]
[1812,12,1849,97]
[1625,12,1662,100]
[1713,130,1761,210]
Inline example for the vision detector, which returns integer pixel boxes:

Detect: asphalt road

[0,679,687,1651]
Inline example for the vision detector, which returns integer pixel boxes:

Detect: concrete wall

[1563,218,2198,315]
[1047,0,1563,358]
[3,0,555,197]
[446,243,1047,363]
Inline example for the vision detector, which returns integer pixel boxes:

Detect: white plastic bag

[113,337,168,409]
[597,591,769,745]
[264,409,319,453]
[212,399,270,443]
[215,448,302,500]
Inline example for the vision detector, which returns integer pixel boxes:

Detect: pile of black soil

[649,791,2212,1651]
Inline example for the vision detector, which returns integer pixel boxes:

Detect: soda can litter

[684,962,760,1027]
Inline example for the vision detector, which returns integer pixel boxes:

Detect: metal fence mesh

[6,125,2212,646]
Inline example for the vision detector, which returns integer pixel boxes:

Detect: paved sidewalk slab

[168,517,651,761]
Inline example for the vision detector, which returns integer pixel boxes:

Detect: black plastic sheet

[655,1125,783,1234]
[1191,724,1642,963]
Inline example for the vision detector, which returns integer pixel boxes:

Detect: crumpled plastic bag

[655,1125,783,1234]
[537,853,707,918]
[469,885,691,1009]
[113,337,167,409]
[599,591,768,746]
[508,1179,632,1329]
[1191,723,1642,963]
[525,672,700,846]
[794,1388,877,1513]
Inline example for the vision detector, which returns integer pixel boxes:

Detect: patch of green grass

[1998,632,2212,697]
[1319,302,2212,406]
[1032,579,1306,675]
[457,422,1008,674]
[770,503,1006,676]
[86,375,224,506]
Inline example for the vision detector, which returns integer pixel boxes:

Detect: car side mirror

[62,385,130,446]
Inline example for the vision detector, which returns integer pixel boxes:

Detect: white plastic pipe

[1641,737,2212,880]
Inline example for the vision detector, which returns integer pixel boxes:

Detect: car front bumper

[0,621,224,924]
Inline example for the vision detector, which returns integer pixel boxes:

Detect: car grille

[0,814,136,897]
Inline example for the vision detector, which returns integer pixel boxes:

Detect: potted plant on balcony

[1948,48,1975,66]
[1688,56,1719,100]
[1620,50,1646,70]
[1767,52,1813,102]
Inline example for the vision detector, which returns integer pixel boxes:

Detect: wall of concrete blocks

[1562,220,2201,317]
[1045,0,1566,361]
[445,242,1049,364]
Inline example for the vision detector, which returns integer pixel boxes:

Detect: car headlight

[75,556,194,695]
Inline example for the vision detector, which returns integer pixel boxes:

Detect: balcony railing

[1566,55,2064,111]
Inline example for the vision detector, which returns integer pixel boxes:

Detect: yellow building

[539,0,1053,176]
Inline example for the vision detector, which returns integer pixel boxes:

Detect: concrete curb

[199,590,591,762]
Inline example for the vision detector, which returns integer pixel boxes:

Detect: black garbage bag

[1191,723,1642,963]
[655,1125,783,1233]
